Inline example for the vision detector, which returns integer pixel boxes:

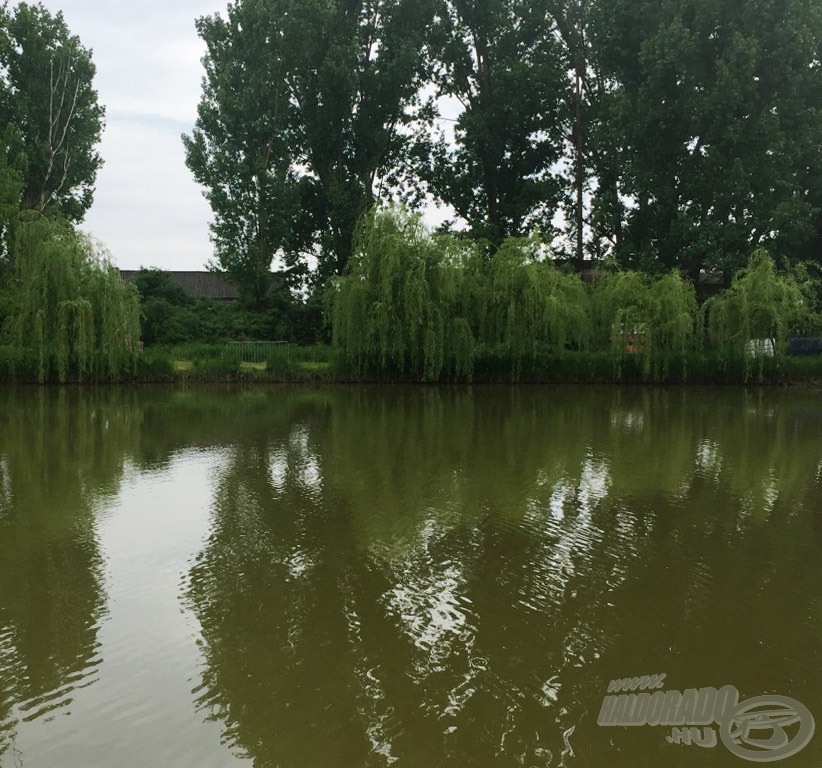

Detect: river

[0,386,820,767]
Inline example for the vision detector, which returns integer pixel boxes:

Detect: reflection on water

[0,392,114,757]
[1,386,822,766]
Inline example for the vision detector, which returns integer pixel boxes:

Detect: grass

[4,340,822,385]
[126,344,340,383]
[297,361,331,372]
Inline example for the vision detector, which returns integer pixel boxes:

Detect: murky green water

[1,386,821,767]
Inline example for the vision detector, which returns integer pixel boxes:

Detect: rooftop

[120,270,239,300]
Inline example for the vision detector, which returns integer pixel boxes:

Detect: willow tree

[330,209,476,380]
[3,214,140,382]
[590,268,698,378]
[478,236,589,372]
[590,270,649,350]
[645,271,698,378]
[703,249,804,380]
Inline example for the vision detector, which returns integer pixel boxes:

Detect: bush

[135,348,175,379]
[194,355,241,375]
[265,345,293,373]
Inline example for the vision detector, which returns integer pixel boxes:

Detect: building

[119,270,239,301]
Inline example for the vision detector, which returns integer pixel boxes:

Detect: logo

[597,675,814,762]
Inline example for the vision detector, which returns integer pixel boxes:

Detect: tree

[183,0,310,308]
[185,0,439,289]
[548,0,626,268]
[0,125,23,267]
[2,214,140,382]
[421,0,565,245]
[0,127,26,332]
[284,0,439,277]
[0,3,105,222]
[594,0,822,275]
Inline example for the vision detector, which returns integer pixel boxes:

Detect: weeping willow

[2,214,141,382]
[330,210,476,380]
[646,272,698,378]
[590,270,698,378]
[478,235,589,372]
[702,249,804,381]
[331,213,595,380]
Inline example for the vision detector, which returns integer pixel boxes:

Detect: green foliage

[0,126,24,265]
[420,0,565,244]
[130,268,187,304]
[703,249,805,380]
[1,214,140,382]
[332,211,595,380]
[0,344,36,381]
[185,0,438,285]
[785,261,822,337]
[331,209,475,380]
[589,269,698,378]
[480,236,589,371]
[646,271,698,378]
[128,267,323,347]
[595,0,822,273]
[181,0,822,278]
[590,270,649,350]
[330,211,821,383]
[0,3,105,221]
[116,343,337,382]
[194,355,241,376]
[182,0,308,306]
[134,347,175,379]
[265,345,293,374]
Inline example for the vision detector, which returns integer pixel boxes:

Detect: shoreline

[3,372,822,387]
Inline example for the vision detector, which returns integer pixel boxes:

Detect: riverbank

[4,343,822,385]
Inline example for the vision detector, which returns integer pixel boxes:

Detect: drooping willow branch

[2,214,141,382]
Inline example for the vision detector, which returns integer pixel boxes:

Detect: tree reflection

[0,386,333,761]
[0,389,130,755]
[185,386,822,766]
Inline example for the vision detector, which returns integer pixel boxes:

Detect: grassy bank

[132,344,341,383]
[3,343,822,385]
[0,344,339,384]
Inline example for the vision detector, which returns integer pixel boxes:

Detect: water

[0,386,821,767]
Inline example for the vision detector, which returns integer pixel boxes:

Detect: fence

[224,341,289,364]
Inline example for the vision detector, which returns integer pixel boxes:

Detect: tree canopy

[594,0,822,274]
[186,0,822,282]
[420,0,565,245]
[185,0,439,297]
[0,3,105,222]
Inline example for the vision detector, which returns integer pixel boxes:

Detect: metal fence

[224,341,289,364]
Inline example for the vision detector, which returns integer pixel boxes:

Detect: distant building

[119,270,239,301]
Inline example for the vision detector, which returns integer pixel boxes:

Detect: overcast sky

[35,0,226,270]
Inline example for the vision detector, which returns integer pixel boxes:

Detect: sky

[36,0,230,270]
